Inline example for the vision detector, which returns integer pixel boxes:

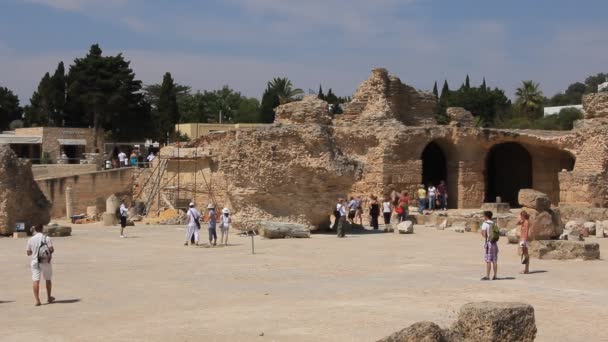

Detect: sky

[1,0,607,104]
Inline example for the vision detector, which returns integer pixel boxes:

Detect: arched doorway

[485,142,532,207]
[421,141,447,191]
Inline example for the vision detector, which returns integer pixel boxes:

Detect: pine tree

[326,88,338,104]
[481,77,487,91]
[432,81,438,98]
[260,88,280,123]
[440,80,450,100]
[317,85,325,100]
[156,72,180,141]
[50,61,66,126]
[465,75,471,89]
[25,73,53,126]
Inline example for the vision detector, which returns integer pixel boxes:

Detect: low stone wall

[32,164,98,179]
[36,168,135,219]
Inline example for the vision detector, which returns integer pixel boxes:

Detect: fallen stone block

[44,225,72,237]
[377,321,444,342]
[565,220,584,232]
[259,221,311,239]
[529,240,600,260]
[437,219,448,230]
[518,189,551,212]
[507,228,519,244]
[451,302,537,342]
[396,221,414,234]
[13,232,27,239]
[102,212,118,226]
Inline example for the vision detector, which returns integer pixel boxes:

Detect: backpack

[487,221,500,243]
[37,236,52,263]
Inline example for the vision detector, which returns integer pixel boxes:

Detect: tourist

[119,199,129,238]
[355,195,364,225]
[438,180,448,211]
[26,224,54,306]
[129,151,138,167]
[184,202,201,246]
[369,195,380,230]
[336,198,347,238]
[417,185,427,213]
[428,183,437,211]
[118,150,127,168]
[146,152,156,167]
[518,210,531,274]
[347,196,357,224]
[382,196,393,225]
[220,208,232,246]
[332,199,342,231]
[480,211,499,280]
[398,191,410,222]
[207,204,218,246]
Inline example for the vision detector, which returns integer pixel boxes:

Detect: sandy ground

[1,222,607,342]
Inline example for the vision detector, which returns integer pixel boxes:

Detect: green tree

[267,77,303,104]
[465,75,470,89]
[515,80,544,119]
[481,78,487,90]
[326,88,339,105]
[50,61,66,125]
[317,85,325,100]
[24,73,53,126]
[156,72,180,141]
[65,44,150,143]
[260,88,280,123]
[584,73,608,93]
[432,81,438,98]
[235,97,261,123]
[440,80,450,100]
[0,86,23,130]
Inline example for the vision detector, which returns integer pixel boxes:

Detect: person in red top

[437,180,448,211]
[397,191,409,222]
[518,210,531,274]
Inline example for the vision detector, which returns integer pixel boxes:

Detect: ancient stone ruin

[0,145,51,234]
[378,301,537,342]
[137,68,608,232]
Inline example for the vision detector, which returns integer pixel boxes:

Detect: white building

[543,104,584,117]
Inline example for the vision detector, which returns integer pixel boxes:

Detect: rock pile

[0,145,51,235]
[259,221,311,239]
[529,240,600,260]
[446,107,475,127]
[378,301,537,342]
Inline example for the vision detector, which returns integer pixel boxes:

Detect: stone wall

[37,168,135,218]
[447,107,475,127]
[32,164,98,179]
[582,92,608,119]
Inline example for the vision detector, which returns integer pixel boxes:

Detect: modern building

[0,127,104,164]
[543,104,584,117]
[175,123,271,141]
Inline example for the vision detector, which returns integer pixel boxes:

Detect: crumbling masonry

[138,68,608,230]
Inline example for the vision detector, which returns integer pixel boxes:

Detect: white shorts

[31,261,52,281]
[519,240,529,248]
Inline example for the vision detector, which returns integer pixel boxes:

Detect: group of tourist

[480,210,531,281]
[183,202,231,247]
[416,181,448,213]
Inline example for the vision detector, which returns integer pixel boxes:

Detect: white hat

[189,202,195,207]
[207,203,215,209]
[222,208,230,214]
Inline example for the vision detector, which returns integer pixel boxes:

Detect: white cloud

[21,0,128,11]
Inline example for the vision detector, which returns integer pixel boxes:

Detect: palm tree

[515,80,544,119]
[267,77,303,104]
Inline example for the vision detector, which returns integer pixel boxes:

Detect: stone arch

[485,142,533,207]
[421,140,458,208]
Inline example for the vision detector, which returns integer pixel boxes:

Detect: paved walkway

[1,223,606,341]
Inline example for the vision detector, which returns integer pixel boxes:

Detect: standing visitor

[438,180,448,211]
[347,196,357,224]
[207,204,218,246]
[382,196,393,225]
[427,183,437,211]
[336,198,347,238]
[184,202,201,246]
[26,224,55,306]
[130,151,138,167]
[118,150,127,168]
[369,195,380,230]
[518,210,531,274]
[220,208,232,246]
[480,211,499,280]
[417,185,427,213]
[332,199,342,231]
[355,195,364,225]
[119,199,129,238]
[398,191,410,222]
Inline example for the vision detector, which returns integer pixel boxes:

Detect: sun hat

[207,203,215,209]
[222,208,230,214]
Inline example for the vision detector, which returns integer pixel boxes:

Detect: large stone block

[377,321,444,342]
[451,302,537,342]
[106,194,121,214]
[518,189,551,211]
[529,240,600,260]
[396,221,414,234]
[529,211,561,240]
[0,145,51,235]
[259,221,311,239]
[102,212,118,226]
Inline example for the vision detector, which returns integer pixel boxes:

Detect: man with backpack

[26,224,55,306]
[185,202,201,246]
[480,211,500,280]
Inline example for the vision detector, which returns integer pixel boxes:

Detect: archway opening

[485,142,532,207]
[421,141,447,192]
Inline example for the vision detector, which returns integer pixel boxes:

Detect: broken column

[65,186,73,220]
[102,194,120,226]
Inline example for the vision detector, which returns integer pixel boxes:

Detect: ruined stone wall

[582,92,608,119]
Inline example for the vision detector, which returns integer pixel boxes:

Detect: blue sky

[1,0,607,103]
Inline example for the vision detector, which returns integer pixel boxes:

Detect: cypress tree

[432,81,438,98]
[157,72,180,141]
[317,85,325,100]
[465,74,471,89]
[440,80,450,100]
[481,77,487,91]
[50,61,66,126]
